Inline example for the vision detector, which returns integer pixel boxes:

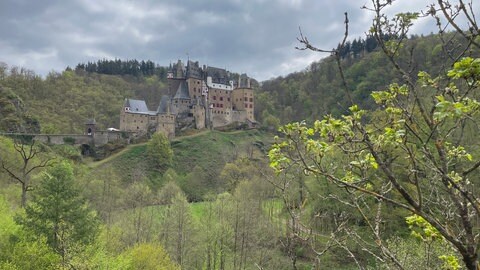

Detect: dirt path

[88,129,212,169]
[87,142,146,169]
[87,129,248,169]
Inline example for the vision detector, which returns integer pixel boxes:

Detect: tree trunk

[21,182,28,207]
[462,253,479,270]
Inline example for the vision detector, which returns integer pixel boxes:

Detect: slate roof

[238,73,251,88]
[157,95,171,114]
[174,59,185,78]
[206,66,230,84]
[85,118,96,125]
[173,80,190,100]
[186,60,203,79]
[124,98,157,115]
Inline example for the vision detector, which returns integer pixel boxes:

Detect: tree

[0,86,40,133]
[0,195,61,270]
[271,0,480,269]
[122,243,180,270]
[200,193,234,270]
[159,191,195,269]
[0,137,53,207]
[147,132,173,174]
[123,181,154,245]
[17,161,100,266]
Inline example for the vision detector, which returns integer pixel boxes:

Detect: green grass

[171,129,273,176]
[86,129,274,191]
[190,202,208,221]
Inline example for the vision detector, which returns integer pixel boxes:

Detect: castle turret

[175,59,185,79]
[85,118,96,136]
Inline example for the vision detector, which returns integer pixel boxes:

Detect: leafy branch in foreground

[270,0,480,268]
[270,56,480,269]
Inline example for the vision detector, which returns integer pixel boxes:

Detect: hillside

[1,33,479,136]
[84,129,273,202]
[1,25,480,269]
[255,33,480,127]
[0,60,260,135]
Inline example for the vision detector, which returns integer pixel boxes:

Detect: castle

[119,60,255,139]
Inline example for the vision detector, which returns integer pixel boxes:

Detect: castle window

[220,97,223,101]
[134,120,136,123]
[213,96,216,100]
[244,97,247,101]
[227,98,230,101]
[249,98,253,102]
[249,104,253,108]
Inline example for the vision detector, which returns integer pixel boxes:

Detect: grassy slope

[88,129,273,184]
[171,129,271,176]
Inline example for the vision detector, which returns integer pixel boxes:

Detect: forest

[1,0,480,269]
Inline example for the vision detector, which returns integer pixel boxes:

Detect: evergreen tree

[17,161,99,263]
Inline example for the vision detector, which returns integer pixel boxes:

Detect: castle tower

[85,118,96,136]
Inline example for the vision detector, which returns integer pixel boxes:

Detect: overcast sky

[0,0,475,81]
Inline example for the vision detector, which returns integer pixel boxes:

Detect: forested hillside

[0,59,259,134]
[256,33,478,127]
[1,1,480,268]
[0,62,170,133]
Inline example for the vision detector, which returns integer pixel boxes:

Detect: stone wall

[156,114,176,139]
[187,78,203,100]
[93,131,123,145]
[192,104,206,129]
[231,110,248,123]
[32,131,123,146]
[232,88,254,121]
[120,111,154,132]
[34,134,93,145]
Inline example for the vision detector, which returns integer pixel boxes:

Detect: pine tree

[17,161,99,263]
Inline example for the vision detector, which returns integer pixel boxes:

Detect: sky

[0,0,474,81]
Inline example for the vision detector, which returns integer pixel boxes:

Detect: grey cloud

[0,0,471,81]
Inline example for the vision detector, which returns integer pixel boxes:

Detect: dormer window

[125,107,130,111]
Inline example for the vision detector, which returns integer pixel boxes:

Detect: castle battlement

[120,60,255,138]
